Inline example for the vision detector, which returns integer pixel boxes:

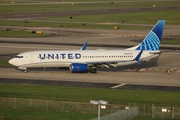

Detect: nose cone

[8,58,16,66]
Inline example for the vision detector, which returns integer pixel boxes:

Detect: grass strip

[0,107,172,120]
[162,39,180,44]
[1,9,179,30]
[44,10,180,24]
[0,83,180,106]
[134,118,172,120]
[0,20,148,30]
[0,3,120,14]
[0,1,180,14]
[0,60,13,67]
[0,108,96,120]
[0,29,50,37]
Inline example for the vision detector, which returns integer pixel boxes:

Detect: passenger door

[29,54,34,62]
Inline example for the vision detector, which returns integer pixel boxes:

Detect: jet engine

[69,63,88,73]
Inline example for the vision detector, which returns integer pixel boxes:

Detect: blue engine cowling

[69,63,89,73]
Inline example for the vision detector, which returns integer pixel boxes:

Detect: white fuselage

[9,50,159,70]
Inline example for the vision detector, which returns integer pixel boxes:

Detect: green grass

[1,9,180,30]
[1,9,180,31]
[0,29,50,37]
[0,108,96,120]
[0,3,123,14]
[0,20,149,30]
[133,118,173,120]
[0,83,180,106]
[0,108,173,120]
[44,10,180,24]
[0,60,12,67]
[0,1,180,14]
[1,83,180,119]
[0,1,180,31]
[162,39,180,44]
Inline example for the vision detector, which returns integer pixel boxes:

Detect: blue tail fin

[127,20,165,51]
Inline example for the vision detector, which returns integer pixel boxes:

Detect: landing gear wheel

[91,68,97,73]
[24,70,28,73]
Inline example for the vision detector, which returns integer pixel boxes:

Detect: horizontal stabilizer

[150,51,161,54]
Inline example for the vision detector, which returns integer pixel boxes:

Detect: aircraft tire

[91,68,97,73]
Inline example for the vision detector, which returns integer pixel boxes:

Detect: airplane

[8,20,166,73]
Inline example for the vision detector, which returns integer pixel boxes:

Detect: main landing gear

[90,67,97,73]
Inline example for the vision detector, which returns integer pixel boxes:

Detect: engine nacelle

[69,63,88,73]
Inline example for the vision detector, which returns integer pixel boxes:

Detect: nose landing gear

[24,70,28,73]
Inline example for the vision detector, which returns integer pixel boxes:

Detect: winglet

[134,50,143,64]
[80,42,88,50]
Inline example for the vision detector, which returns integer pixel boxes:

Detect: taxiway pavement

[0,25,180,90]
[0,36,180,87]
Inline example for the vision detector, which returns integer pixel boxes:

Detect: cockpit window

[14,56,23,58]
